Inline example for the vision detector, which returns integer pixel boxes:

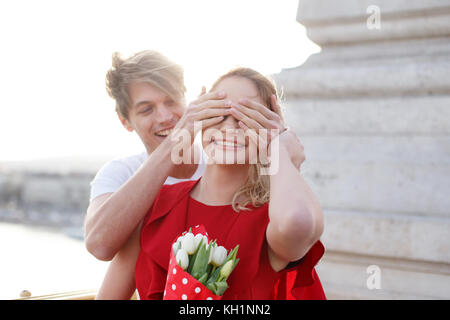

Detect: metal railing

[15,289,138,300]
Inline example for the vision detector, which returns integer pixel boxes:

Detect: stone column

[275,0,450,299]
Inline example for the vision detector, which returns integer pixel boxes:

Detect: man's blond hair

[105,50,186,120]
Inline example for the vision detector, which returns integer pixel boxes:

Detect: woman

[96,68,325,300]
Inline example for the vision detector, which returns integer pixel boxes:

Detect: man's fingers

[195,107,231,121]
[196,99,232,110]
[232,103,279,130]
[193,90,226,105]
[238,97,281,122]
[230,105,264,130]
[270,94,286,129]
[270,95,283,119]
[198,86,207,97]
[200,116,225,129]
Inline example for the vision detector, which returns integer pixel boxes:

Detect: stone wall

[275,0,450,299]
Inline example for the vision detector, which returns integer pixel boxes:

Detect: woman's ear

[117,113,134,132]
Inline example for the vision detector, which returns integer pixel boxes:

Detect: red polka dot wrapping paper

[163,224,223,300]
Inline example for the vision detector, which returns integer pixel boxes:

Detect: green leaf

[231,258,240,274]
[206,266,220,285]
[187,238,202,274]
[190,240,211,277]
[205,264,213,278]
[214,281,229,296]
[198,272,208,284]
[229,244,239,261]
[206,282,216,294]
[221,244,239,267]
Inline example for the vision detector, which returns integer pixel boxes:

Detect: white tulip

[220,260,233,279]
[194,233,204,251]
[211,246,227,267]
[208,242,217,264]
[172,241,180,257]
[176,248,189,270]
[181,232,196,255]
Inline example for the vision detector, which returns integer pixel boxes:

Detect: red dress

[135,179,326,300]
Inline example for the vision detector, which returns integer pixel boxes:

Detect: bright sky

[0,0,319,162]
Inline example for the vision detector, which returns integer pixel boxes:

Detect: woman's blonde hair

[105,50,186,120]
[210,67,282,212]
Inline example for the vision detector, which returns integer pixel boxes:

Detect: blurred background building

[275,0,450,299]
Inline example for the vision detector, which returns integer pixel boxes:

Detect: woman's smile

[212,138,246,150]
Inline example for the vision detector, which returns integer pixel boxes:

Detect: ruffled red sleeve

[272,240,326,300]
[216,203,326,300]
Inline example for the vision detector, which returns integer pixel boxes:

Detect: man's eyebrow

[133,100,154,109]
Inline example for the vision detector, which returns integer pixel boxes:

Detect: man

[85,50,230,261]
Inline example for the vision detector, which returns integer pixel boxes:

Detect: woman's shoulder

[158,179,199,199]
[154,179,199,210]
[143,179,199,225]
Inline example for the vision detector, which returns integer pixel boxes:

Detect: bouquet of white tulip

[163,225,239,300]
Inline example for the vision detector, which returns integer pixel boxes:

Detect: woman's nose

[220,115,240,130]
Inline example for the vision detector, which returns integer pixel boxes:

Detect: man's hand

[228,94,288,166]
[229,94,285,146]
[172,91,231,145]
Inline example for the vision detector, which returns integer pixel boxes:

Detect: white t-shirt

[89,147,207,203]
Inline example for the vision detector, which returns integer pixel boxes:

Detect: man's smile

[155,126,174,137]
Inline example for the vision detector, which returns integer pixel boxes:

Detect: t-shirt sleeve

[89,159,135,202]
